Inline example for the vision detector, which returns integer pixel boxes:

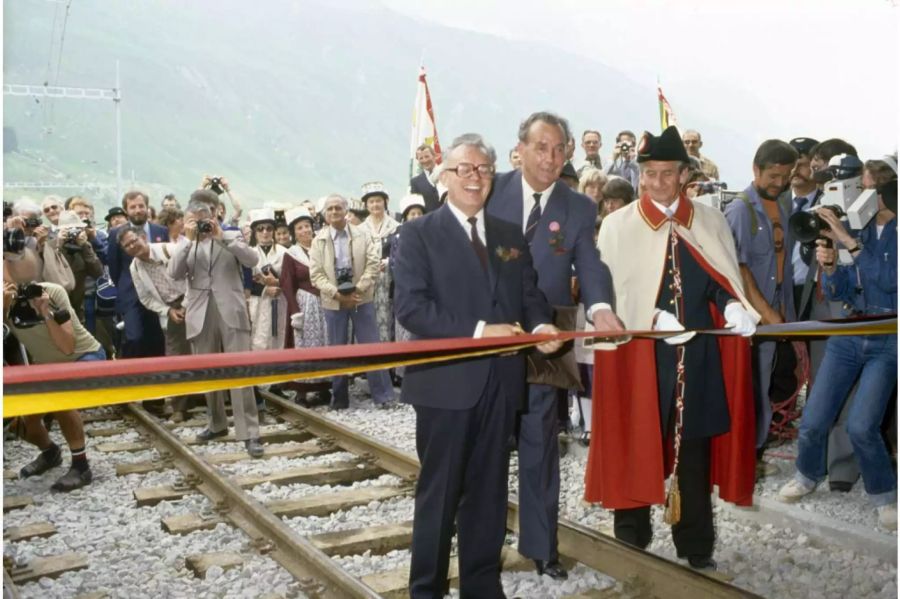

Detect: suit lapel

[531,183,570,255]
[484,219,501,296]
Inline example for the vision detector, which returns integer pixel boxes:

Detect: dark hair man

[394,132,559,598]
[605,129,640,191]
[724,139,799,472]
[488,111,621,579]
[587,126,758,571]
[409,144,441,213]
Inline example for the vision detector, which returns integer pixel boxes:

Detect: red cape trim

[637,193,694,230]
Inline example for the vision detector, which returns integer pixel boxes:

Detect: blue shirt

[604,158,640,191]
[823,217,896,315]
[724,185,796,320]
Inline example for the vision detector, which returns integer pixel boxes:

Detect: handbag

[526,305,583,391]
[41,242,76,291]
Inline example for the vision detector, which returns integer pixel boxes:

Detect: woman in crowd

[359,182,398,344]
[246,208,288,352]
[779,176,897,531]
[157,207,185,242]
[274,222,292,248]
[578,168,607,205]
[279,206,330,406]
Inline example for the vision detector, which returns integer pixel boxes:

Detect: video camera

[789,154,878,245]
[693,183,742,212]
[335,267,356,295]
[7,282,71,329]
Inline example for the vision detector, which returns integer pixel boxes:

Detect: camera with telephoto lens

[197,219,214,234]
[3,228,26,254]
[789,205,846,245]
[3,201,12,220]
[23,216,42,229]
[208,177,225,195]
[9,282,72,329]
[335,267,356,295]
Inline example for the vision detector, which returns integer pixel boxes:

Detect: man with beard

[724,140,798,473]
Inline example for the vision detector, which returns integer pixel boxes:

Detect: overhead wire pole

[3,63,123,197]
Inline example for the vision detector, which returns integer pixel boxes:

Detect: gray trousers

[189,300,259,441]
[165,316,200,414]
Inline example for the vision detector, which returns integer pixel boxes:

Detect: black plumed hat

[637,126,691,163]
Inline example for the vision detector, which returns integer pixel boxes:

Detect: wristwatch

[849,241,864,255]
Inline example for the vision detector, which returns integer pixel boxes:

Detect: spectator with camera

[360,182,400,346]
[309,194,395,410]
[604,130,640,191]
[6,199,49,253]
[779,179,897,529]
[246,208,288,352]
[53,211,103,324]
[168,192,264,457]
[66,196,109,264]
[201,175,243,228]
[3,245,104,492]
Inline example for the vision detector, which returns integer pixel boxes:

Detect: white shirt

[329,225,351,270]
[520,178,556,234]
[651,197,679,216]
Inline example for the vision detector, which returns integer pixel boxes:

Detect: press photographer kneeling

[779,178,897,530]
[3,243,105,492]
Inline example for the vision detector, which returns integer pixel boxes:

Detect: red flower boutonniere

[548,221,567,255]
[495,246,521,262]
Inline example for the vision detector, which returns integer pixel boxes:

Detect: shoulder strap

[736,192,758,237]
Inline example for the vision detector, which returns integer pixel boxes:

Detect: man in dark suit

[487,111,621,579]
[394,133,560,599]
[107,191,169,409]
[409,143,441,212]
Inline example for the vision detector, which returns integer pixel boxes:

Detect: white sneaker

[877,504,897,531]
[778,477,816,503]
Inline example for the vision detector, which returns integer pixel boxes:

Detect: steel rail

[123,403,381,599]
[264,392,762,599]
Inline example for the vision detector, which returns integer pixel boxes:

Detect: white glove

[724,302,757,337]
[653,310,696,345]
[290,311,304,330]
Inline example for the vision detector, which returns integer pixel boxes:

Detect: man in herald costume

[585,126,759,570]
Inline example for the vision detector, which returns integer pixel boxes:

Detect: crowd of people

[3,110,896,599]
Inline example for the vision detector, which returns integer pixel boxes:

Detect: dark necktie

[794,196,808,214]
[525,192,542,243]
[468,216,488,272]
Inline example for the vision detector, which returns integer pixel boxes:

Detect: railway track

[4,393,763,598]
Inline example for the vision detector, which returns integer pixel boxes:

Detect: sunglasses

[255,225,274,233]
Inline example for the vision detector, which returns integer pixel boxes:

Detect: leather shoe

[20,447,62,478]
[195,428,228,443]
[829,481,853,493]
[50,466,92,492]
[687,555,717,571]
[245,438,264,458]
[534,560,567,580]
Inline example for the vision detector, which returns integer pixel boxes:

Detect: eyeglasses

[255,225,274,233]
[446,163,495,178]
[43,205,60,213]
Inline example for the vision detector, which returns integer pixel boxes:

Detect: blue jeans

[76,347,107,362]
[795,334,897,506]
[324,302,394,407]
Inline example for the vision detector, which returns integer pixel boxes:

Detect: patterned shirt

[135,256,185,304]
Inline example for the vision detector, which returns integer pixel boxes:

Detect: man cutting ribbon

[585,126,759,571]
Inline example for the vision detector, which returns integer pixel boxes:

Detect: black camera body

[618,142,633,153]
[9,282,46,329]
[335,267,356,295]
[209,177,225,195]
[197,220,214,234]
[789,204,845,244]
[3,228,26,254]
[61,228,83,253]
[24,216,42,229]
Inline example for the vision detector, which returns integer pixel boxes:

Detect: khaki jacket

[309,223,380,310]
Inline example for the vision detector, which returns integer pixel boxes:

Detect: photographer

[201,175,243,228]
[779,180,897,530]
[54,211,103,324]
[309,194,395,410]
[3,247,104,492]
[67,196,109,265]
[6,199,48,253]
[168,193,263,457]
[604,130,640,191]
